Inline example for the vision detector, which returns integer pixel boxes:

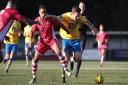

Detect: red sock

[60,57,67,71]
[32,63,37,78]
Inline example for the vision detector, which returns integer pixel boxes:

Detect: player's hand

[5,36,10,41]
[92,27,98,35]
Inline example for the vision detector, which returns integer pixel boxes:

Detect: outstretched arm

[84,19,98,36]
[45,15,70,33]
[22,18,39,25]
[13,11,39,25]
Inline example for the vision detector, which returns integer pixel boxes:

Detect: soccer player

[28,5,71,84]
[3,20,21,73]
[59,6,97,82]
[0,0,39,62]
[70,2,87,77]
[96,24,108,67]
[24,25,33,66]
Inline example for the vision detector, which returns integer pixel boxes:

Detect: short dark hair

[39,5,46,10]
[72,5,81,13]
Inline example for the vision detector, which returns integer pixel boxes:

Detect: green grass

[0,61,128,85]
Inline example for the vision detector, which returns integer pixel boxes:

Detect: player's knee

[33,52,40,63]
[33,58,38,63]
[74,52,81,61]
[74,57,80,62]
[74,55,81,62]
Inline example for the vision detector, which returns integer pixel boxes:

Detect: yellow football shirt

[59,12,87,39]
[24,25,34,43]
[4,20,21,44]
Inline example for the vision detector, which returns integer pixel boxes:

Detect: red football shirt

[0,8,23,31]
[96,32,108,45]
[32,16,59,40]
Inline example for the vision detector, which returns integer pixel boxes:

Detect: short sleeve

[32,24,37,33]
[79,15,87,24]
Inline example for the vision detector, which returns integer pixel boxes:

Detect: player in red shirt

[96,24,108,67]
[0,0,38,63]
[29,5,71,84]
[0,0,38,31]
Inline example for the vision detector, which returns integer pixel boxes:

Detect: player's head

[79,2,86,14]
[38,5,46,17]
[99,24,104,31]
[71,6,81,20]
[6,0,16,9]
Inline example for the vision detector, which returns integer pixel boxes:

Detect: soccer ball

[95,74,104,84]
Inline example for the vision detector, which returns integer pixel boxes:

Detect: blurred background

[0,0,128,61]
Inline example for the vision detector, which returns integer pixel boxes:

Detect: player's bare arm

[84,19,98,35]
[46,15,71,34]
[58,20,71,34]
[21,18,39,26]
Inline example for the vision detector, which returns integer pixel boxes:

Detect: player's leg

[69,51,74,71]
[75,38,86,75]
[61,67,66,83]
[74,52,81,77]
[3,53,10,63]
[3,44,10,63]
[98,47,104,67]
[29,47,32,58]
[29,41,46,84]
[72,39,81,77]
[5,44,17,73]
[3,54,10,63]
[100,48,106,67]
[51,42,71,76]
[98,48,102,66]
[25,43,29,65]
[29,51,40,84]
[61,52,71,83]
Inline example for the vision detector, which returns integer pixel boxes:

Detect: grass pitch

[0,61,128,85]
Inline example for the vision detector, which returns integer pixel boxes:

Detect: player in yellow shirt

[70,2,88,77]
[3,20,21,73]
[59,6,97,82]
[24,25,33,66]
